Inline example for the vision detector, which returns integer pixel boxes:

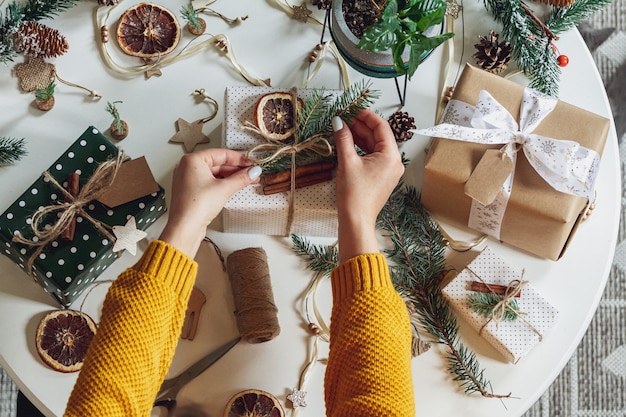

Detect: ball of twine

[226,247,280,343]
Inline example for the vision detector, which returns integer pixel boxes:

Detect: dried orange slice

[35,310,97,373]
[254,92,304,141]
[224,389,285,417]
[116,2,181,58]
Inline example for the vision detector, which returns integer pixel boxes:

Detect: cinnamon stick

[61,172,80,241]
[262,162,335,186]
[262,170,333,195]
[469,281,521,297]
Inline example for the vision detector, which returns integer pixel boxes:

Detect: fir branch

[0,136,27,165]
[379,184,509,398]
[482,0,609,96]
[329,79,380,122]
[468,292,520,321]
[297,88,335,141]
[291,234,338,276]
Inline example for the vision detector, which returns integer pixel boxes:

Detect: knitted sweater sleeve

[325,253,415,417]
[64,240,197,417]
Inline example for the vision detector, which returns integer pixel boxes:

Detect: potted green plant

[330,0,453,79]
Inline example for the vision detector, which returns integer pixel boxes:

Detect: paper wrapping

[443,246,558,363]
[0,127,166,307]
[221,86,338,237]
[421,65,610,260]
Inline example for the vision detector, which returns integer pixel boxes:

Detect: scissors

[153,336,240,413]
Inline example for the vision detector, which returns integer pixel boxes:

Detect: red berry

[557,55,569,67]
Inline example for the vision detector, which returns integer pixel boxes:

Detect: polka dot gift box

[0,127,166,308]
[442,246,559,363]
[418,65,610,260]
[221,86,341,237]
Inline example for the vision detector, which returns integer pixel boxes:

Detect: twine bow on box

[12,151,126,279]
[465,266,543,341]
[414,88,600,239]
[241,87,334,235]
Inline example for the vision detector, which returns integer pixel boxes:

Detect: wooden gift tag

[464,149,514,206]
[97,156,160,208]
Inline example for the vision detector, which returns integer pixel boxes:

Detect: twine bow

[466,267,542,341]
[241,87,334,235]
[13,151,126,279]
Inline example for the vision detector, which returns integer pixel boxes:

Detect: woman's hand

[158,149,261,258]
[332,110,404,262]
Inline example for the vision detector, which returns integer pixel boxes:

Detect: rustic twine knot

[12,151,126,278]
[467,267,542,341]
[226,247,280,343]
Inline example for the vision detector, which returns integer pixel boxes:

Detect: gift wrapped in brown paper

[416,65,610,260]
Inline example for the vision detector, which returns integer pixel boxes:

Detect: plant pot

[329,0,444,79]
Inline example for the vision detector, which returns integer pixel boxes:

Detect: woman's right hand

[332,110,404,262]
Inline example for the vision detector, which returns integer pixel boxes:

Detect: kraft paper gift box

[418,65,610,260]
[443,246,558,363]
[221,85,339,237]
[0,126,166,307]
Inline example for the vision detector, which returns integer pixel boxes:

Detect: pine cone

[472,30,512,74]
[310,0,332,9]
[14,22,69,58]
[388,111,416,143]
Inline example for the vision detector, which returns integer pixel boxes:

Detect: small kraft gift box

[221,85,340,237]
[417,64,610,260]
[443,246,558,363]
[0,126,166,307]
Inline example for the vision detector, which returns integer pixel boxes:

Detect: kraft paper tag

[97,156,160,208]
[464,149,514,206]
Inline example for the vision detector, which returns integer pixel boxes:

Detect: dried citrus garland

[95,0,269,85]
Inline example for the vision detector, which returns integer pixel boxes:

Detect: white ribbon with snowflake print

[414,88,600,240]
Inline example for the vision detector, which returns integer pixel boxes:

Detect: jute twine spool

[226,247,280,343]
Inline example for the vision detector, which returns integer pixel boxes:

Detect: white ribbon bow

[416,89,600,199]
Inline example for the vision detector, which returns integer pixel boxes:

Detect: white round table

[0,0,619,416]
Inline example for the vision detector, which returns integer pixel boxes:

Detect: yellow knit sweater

[64,241,414,417]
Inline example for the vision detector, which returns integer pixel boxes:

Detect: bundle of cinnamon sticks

[262,162,335,195]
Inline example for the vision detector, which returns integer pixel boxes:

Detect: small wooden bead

[315,43,323,51]
[308,322,320,335]
[101,26,109,43]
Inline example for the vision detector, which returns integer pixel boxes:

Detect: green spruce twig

[468,292,520,322]
[105,101,123,132]
[180,4,203,31]
[482,0,611,96]
[261,81,379,173]
[0,137,27,165]
[0,0,79,63]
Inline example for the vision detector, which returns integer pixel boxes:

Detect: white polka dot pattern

[221,86,341,237]
[0,127,167,308]
[442,246,559,363]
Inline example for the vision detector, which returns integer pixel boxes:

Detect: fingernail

[248,165,262,180]
[332,116,343,132]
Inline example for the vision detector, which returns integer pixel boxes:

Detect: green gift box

[0,126,167,308]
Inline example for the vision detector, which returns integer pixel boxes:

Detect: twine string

[466,266,543,341]
[12,152,126,279]
[226,247,280,343]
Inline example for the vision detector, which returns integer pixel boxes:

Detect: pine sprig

[0,0,79,63]
[482,0,611,96]
[291,234,338,275]
[468,292,520,321]
[0,136,27,165]
[261,81,379,172]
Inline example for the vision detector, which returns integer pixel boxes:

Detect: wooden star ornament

[169,118,211,153]
[112,216,147,256]
[292,2,312,23]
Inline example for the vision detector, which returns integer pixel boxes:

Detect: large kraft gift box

[0,127,167,307]
[222,85,338,237]
[421,65,609,260]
